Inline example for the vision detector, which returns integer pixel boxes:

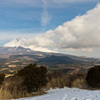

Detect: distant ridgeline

[0,46,98,77]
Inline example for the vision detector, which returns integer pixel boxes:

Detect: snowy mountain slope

[4,37,27,47]
[4,37,55,53]
[15,88,100,100]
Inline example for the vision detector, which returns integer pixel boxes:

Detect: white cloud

[62,48,93,52]
[41,0,51,26]
[27,34,54,47]
[28,4,100,52]
[28,45,56,53]
[53,4,100,49]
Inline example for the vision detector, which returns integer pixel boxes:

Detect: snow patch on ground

[14,87,100,100]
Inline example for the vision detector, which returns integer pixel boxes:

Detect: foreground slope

[16,88,100,100]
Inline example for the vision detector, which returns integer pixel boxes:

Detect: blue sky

[1,0,100,57]
[0,0,98,32]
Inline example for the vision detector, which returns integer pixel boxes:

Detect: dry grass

[0,75,46,99]
[72,78,87,89]
[0,86,12,100]
[46,71,88,90]
[46,72,67,89]
[0,76,29,99]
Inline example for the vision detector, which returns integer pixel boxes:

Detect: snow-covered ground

[15,87,100,100]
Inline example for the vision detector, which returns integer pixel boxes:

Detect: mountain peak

[15,37,25,41]
[3,37,56,53]
[4,37,26,47]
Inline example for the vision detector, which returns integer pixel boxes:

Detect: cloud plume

[41,0,51,26]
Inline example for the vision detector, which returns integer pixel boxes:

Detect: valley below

[0,46,99,77]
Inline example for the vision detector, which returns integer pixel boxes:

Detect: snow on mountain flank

[14,88,100,100]
[4,37,56,53]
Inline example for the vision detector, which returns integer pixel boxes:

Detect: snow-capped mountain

[4,37,55,53]
[4,37,27,47]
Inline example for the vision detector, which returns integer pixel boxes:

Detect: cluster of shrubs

[0,64,48,99]
[46,65,100,90]
[0,63,100,99]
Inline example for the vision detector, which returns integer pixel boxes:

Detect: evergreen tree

[86,65,100,88]
[16,64,48,93]
[0,73,5,85]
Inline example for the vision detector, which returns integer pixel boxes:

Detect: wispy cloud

[41,0,51,26]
